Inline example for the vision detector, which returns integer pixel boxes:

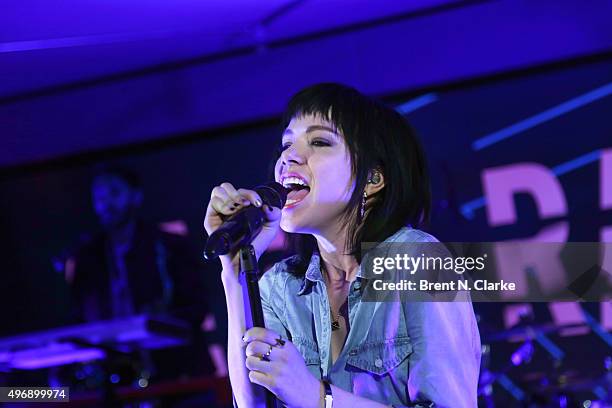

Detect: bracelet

[322,379,333,408]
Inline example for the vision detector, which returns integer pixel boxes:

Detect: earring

[360,189,367,220]
[368,172,381,185]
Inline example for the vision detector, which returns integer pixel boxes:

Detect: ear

[365,169,385,197]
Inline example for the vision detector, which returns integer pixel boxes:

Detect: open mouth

[281,176,311,208]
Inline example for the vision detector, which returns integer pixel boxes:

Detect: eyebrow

[283,125,340,137]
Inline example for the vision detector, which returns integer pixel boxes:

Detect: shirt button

[349,350,357,356]
[374,358,383,368]
[354,282,361,290]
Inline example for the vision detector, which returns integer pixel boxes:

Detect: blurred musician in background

[65,166,227,383]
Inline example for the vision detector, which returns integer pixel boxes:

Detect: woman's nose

[281,144,305,165]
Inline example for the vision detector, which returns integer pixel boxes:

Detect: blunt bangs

[277,83,431,275]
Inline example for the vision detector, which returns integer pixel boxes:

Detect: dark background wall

[3,1,612,168]
[0,126,280,335]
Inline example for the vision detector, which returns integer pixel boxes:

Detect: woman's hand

[204,182,281,276]
[243,327,322,408]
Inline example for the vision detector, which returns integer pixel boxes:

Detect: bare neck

[314,229,359,293]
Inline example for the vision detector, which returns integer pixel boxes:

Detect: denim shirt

[258,228,481,407]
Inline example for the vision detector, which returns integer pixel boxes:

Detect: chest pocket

[346,336,412,375]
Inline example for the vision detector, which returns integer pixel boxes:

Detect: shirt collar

[297,252,322,295]
[296,251,368,295]
[296,226,412,295]
[305,252,323,282]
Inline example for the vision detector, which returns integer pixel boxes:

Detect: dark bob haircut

[273,83,431,275]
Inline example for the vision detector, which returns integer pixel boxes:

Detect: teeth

[281,176,309,188]
[285,198,304,206]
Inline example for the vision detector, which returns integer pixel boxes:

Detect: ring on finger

[261,345,273,361]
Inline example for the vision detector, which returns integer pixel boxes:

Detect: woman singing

[204,83,481,407]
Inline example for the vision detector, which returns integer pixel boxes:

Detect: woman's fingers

[245,340,273,358]
[207,196,231,216]
[208,183,250,216]
[247,370,274,390]
[210,185,229,199]
[237,188,263,208]
[245,355,274,374]
[261,205,282,222]
[220,182,250,206]
[211,182,264,210]
[243,327,283,346]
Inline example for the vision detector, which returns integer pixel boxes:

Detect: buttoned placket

[318,274,366,379]
[300,254,368,380]
[334,276,365,371]
[300,254,332,377]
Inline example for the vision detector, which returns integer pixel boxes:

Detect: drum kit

[478,311,612,407]
[0,315,231,406]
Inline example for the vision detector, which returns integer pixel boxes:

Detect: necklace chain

[322,259,344,331]
[331,309,341,331]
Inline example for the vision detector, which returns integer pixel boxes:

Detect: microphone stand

[238,244,276,408]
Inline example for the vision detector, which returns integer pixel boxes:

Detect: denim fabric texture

[258,227,481,407]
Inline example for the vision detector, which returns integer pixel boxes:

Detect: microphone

[203,182,288,260]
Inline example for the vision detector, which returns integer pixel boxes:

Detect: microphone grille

[255,182,289,209]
